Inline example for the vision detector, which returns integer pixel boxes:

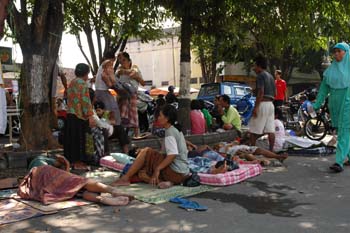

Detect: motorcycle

[235,93,255,125]
[278,91,306,134]
[137,91,155,133]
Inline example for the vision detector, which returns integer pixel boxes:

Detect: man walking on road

[248,55,276,151]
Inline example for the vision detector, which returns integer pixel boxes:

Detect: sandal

[343,161,350,166]
[329,163,344,173]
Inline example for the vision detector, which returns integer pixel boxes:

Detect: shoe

[329,163,344,173]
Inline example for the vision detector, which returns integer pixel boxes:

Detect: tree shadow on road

[196,181,312,217]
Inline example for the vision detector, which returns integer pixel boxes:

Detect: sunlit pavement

[3,153,350,233]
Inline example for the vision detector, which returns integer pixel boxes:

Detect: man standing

[248,55,276,151]
[274,70,287,117]
[0,60,6,136]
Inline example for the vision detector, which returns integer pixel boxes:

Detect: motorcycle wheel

[6,116,21,136]
[304,117,327,140]
[57,117,65,130]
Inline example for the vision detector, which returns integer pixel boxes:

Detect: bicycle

[303,99,332,140]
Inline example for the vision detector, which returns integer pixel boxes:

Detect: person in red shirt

[274,70,287,118]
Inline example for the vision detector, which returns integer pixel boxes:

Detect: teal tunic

[313,79,350,167]
[313,80,350,129]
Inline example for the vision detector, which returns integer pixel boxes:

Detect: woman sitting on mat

[112,104,190,189]
[18,155,133,206]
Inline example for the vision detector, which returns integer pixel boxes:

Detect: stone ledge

[110,130,238,150]
[3,130,238,169]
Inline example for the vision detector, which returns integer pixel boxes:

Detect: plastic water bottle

[307,104,317,118]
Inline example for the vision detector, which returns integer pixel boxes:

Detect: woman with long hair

[116,52,145,138]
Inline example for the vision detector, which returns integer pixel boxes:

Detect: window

[223,85,232,95]
[144,80,153,86]
[161,81,169,86]
[190,77,198,84]
[234,87,246,96]
[198,84,219,97]
[245,87,252,94]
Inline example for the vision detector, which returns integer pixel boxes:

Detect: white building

[123,28,203,89]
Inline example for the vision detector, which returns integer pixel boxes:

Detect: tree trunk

[281,47,294,83]
[177,7,192,133]
[7,0,64,150]
[198,48,209,83]
[19,54,57,150]
[209,37,219,83]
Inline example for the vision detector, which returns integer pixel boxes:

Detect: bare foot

[158,181,173,189]
[100,196,130,206]
[111,179,131,186]
[110,189,134,201]
[260,160,271,166]
[72,161,90,171]
[211,164,227,174]
[278,153,288,163]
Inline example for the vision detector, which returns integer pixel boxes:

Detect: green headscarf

[323,42,350,89]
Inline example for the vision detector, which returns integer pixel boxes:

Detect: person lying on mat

[188,156,236,174]
[213,141,288,166]
[18,156,133,206]
[112,104,190,189]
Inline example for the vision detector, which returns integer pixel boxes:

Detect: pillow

[110,153,134,164]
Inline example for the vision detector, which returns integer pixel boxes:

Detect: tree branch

[31,0,50,46]
[20,0,27,18]
[83,25,98,74]
[0,0,10,39]
[76,34,94,72]
[6,0,30,50]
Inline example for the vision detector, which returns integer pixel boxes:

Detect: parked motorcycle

[137,91,155,133]
[278,91,306,134]
[235,93,255,125]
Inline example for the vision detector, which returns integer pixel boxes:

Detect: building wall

[124,34,203,89]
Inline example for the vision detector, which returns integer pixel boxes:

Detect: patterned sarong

[18,165,88,204]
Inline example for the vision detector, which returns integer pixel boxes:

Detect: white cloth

[284,136,322,148]
[95,65,109,91]
[0,87,6,134]
[226,145,258,156]
[255,119,286,152]
[0,62,6,134]
[274,119,285,151]
[248,101,275,134]
[92,111,114,136]
[0,61,3,85]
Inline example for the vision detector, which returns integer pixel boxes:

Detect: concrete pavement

[2,154,350,233]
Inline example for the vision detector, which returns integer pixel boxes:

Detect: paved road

[2,154,349,233]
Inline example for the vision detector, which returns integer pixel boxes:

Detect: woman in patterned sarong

[116,52,145,138]
[18,156,133,206]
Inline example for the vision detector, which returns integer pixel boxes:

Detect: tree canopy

[190,0,350,81]
[64,0,166,74]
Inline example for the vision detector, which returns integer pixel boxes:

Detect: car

[197,82,254,106]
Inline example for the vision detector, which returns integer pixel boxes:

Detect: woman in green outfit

[313,42,350,172]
